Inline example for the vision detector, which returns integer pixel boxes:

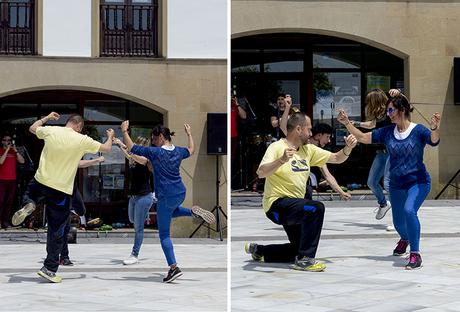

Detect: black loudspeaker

[207,113,227,155]
[455,57,460,105]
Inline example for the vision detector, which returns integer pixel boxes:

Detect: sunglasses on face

[386,107,397,114]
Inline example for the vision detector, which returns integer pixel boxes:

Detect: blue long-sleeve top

[131,144,190,198]
[372,124,439,189]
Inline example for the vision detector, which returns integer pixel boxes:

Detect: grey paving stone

[232,199,460,312]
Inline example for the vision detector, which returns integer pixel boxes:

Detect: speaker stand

[190,155,227,241]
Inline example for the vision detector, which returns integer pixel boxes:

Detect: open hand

[184,124,192,136]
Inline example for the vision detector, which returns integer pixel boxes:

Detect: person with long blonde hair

[113,136,155,266]
[354,89,392,222]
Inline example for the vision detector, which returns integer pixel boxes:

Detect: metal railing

[100,2,158,57]
[0,1,35,55]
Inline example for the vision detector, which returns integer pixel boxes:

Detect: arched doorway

[0,89,163,224]
[231,33,404,191]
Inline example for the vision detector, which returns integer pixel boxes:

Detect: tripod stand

[190,155,227,241]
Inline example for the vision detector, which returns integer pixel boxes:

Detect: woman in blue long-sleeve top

[121,121,216,283]
[337,89,441,270]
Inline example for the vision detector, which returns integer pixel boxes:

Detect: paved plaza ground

[232,196,460,312]
[0,233,227,312]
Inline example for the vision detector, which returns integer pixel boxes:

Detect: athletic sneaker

[375,201,391,220]
[191,206,216,224]
[244,242,264,262]
[386,225,395,231]
[163,266,183,283]
[405,252,422,270]
[12,202,36,226]
[293,256,326,272]
[123,254,139,265]
[393,239,409,256]
[37,266,62,283]
[60,258,74,266]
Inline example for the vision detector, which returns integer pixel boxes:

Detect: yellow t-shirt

[259,139,331,213]
[34,126,101,195]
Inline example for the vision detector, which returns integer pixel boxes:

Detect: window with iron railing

[0,0,35,55]
[100,0,158,57]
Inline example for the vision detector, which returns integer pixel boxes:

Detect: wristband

[342,149,350,157]
[430,126,438,131]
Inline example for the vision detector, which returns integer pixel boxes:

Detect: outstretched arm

[98,129,115,153]
[184,124,195,155]
[29,112,60,135]
[352,119,376,130]
[113,138,148,165]
[327,134,358,164]
[79,156,105,168]
[319,165,351,200]
[337,108,372,144]
[120,120,135,151]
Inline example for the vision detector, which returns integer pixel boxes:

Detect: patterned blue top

[131,145,190,198]
[372,124,439,188]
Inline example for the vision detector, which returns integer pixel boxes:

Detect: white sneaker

[375,200,391,220]
[386,225,395,231]
[191,206,216,224]
[123,255,138,265]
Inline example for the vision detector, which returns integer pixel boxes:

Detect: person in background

[231,95,247,187]
[337,89,441,270]
[59,156,105,266]
[113,136,155,266]
[353,89,392,223]
[0,133,25,228]
[270,94,287,140]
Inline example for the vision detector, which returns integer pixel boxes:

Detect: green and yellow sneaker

[37,266,62,283]
[244,243,264,262]
[293,256,326,272]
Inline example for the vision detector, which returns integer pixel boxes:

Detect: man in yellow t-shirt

[12,112,114,283]
[245,112,357,272]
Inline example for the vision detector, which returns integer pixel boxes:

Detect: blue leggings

[157,193,192,266]
[390,183,430,252]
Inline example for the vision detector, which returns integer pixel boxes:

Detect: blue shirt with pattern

[372,124,439,189]
[131,144,190,198]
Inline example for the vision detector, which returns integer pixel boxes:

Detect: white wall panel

[43,0,92,57]
[168,0,227,59]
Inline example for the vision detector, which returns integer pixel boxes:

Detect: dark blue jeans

[23,178,71,272]
[261,197,325,262]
